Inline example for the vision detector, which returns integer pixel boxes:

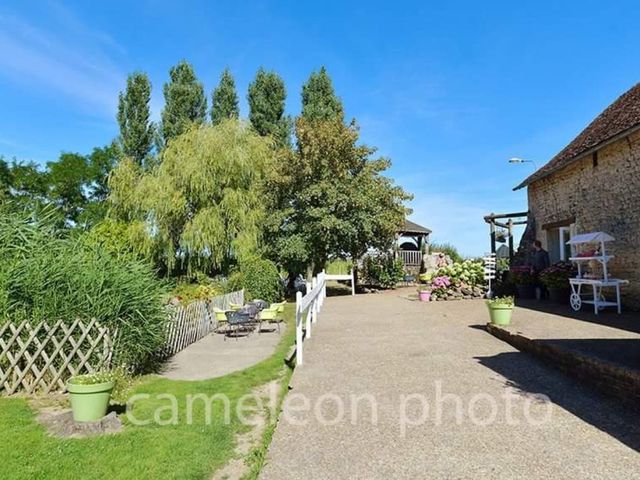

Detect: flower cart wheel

[570,293,582,311]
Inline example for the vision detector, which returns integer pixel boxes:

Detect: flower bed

[539,261,574,288]
[509,265,535,285]
[420,260,486,301]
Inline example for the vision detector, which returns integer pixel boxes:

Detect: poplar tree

[211,68,239,124]
[161,61,207,145]
[301,67,344,121]
[117,72,154,166]
[248,68,291,147]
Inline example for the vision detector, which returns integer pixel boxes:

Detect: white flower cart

[567,232,628,314]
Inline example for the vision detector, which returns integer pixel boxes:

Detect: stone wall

[486,323,640,406]
[528,129,640,308]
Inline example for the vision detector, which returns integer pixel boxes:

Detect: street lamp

[508,157,538,169]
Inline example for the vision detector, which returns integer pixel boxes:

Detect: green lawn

[0,305,295,480]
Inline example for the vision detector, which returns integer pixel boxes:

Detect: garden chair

[249,299,269,311]
[259,302,285,333]
[212,307,229,334]
[273,301,286,314]
[224,311,253,341]
[229,303,243,311]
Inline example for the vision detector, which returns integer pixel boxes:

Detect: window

[592,151,598,167]
[558,226,572,261]
[546,223,575,263]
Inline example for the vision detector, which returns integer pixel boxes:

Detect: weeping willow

[109,120,273,275]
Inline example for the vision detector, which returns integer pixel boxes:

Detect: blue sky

[1,1,640,256]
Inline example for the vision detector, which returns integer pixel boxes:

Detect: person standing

[530,240,550,299]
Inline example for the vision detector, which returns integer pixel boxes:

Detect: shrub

[429,242,463,263]
[539,261,574,288]
[509,265,535,286]
[0,211,169,371]
[82,219,140,260]
[172,274,227,304]
[360,252,404,289]
[227,256,283,303]
[430,275,451,297]
[434,260,484,286]
[326,258,352,275]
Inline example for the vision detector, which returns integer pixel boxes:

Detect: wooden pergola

[483,211,528,262]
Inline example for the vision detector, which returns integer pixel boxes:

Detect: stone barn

[514,83,640,307]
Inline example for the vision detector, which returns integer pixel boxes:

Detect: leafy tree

[79,143,121,226]
[87,142,120,202]
[0,158,13,199]
[301,67,344,121]
[248,68,291,147]
[211,68,239,125]
[7,160,49,213]
[46,152,93,224]
[0,144,119,228]
[161,61,207,145]
[265,117,410,277]
[117,72,154,167]
[109,120,274,276]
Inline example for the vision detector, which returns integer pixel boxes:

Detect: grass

[0,305,296,480]
[325,258,352,275]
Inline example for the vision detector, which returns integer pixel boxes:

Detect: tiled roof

[514,83,640,190]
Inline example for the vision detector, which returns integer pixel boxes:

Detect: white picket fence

[324,268,356,296]
[295,269,355,365]
[163,289,244,357]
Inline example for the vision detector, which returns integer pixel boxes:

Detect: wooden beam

[483,211,529,222]
[508,219,514,263]
[541,217,576,230]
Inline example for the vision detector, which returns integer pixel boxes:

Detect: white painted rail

[324,268,355,296]
[295,271,327,365]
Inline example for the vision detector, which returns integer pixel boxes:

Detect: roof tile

[515,83,640,190]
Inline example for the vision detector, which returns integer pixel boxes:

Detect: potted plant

[539,262,574,303]
[67,372,115,422]
[509,266,536,299]
[418,287,431,302]
[486,296,515,325]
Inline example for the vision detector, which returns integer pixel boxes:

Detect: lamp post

[508,157,538,170]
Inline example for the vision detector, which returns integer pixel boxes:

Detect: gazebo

[397,219,431,267]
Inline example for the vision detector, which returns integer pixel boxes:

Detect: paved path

[260,292,640,479]
[160,327,281,381]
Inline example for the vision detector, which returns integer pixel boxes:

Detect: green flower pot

[487,304,513,326]
[67,380,115,422]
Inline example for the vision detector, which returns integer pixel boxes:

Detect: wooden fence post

[311,278,318,324]
[350,268,356,296]
[295,291,303,365]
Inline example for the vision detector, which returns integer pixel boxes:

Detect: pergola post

[507,218,514,263]
[490,220,496,256]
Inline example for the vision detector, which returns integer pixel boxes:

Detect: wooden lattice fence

[0,318,116,395]
[0,290,244,395]
[163,289,244,357]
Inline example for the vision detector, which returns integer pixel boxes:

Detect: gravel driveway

[260,293,640,479]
